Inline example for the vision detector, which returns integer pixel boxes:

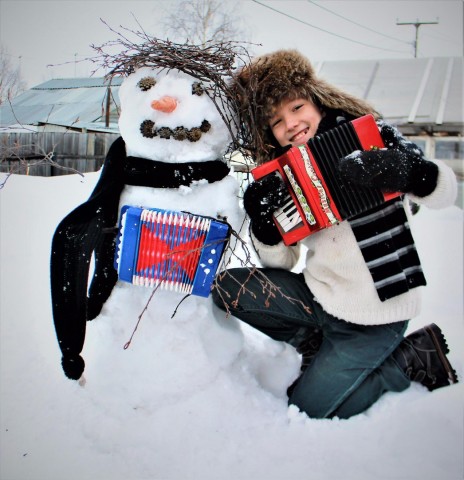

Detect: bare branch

[0,46,27,105]
[160,0,247,47]
[124,224,311,346]
[87,20,257,156]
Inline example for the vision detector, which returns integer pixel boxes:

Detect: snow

[1,62,463,480]
[1,170,463,480]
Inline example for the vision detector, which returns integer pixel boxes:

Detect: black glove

[243,172,288,245]
[61,354,85,380]
[339,122,438,197]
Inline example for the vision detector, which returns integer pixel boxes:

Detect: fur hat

[233,49,380,163]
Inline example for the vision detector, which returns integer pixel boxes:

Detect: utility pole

[396,18,439,58]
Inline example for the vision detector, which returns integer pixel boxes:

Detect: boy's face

[268,97,322,148]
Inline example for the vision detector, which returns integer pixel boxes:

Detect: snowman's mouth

[140,119,211,142]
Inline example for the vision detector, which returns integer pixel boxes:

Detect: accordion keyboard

[272,166,317,234]
[274,195,304,233]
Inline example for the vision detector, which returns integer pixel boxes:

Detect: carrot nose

[151,96,177,113]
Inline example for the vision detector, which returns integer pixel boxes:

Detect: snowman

[50,42,250,396]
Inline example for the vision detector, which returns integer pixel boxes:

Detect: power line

[424,29,462,47]
[250,0,408,55]
[306,0,410,45]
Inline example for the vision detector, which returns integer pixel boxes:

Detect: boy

[212,50,458,419]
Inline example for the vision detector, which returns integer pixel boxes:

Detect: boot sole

[424,324,459,390]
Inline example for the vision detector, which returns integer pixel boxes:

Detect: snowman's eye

[137,77,156,91]
[192,82,205,96]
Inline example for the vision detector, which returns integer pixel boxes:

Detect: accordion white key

[114,206,231,297]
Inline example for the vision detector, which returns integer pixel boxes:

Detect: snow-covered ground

[1,171,463,480]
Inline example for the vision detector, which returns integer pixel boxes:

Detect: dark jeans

[212,267,410,419]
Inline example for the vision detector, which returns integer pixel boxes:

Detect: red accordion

[251,114,400,245]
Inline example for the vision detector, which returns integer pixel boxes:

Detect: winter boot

[393,323,458,391]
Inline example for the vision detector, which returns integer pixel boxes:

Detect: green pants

[212,268,410,419]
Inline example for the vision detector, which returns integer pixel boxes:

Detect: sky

[0,0,463,89]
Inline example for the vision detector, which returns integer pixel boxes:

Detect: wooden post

[105,87,111,127]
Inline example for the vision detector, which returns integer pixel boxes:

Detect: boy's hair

[233,49,380,164]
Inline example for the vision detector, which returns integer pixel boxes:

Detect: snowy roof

[315,56,463,135]
[32,77,123,90]
[0,76,123,132]
[0,57,462,135]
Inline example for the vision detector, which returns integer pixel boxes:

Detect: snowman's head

[118,67,233,163]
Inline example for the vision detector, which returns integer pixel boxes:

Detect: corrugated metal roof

[0,76,122,128]
[316,56,463,135]
[1,58,462,135]
[33,77,123,90]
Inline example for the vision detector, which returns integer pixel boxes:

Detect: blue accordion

[114,206,231,297]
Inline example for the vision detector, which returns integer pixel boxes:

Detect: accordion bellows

[114,206,231,297]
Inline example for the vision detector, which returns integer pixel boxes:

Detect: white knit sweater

[250,160,458,326]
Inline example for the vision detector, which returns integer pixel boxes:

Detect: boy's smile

[290,127,310,144]
[269,98,322,148]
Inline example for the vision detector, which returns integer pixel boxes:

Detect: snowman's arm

[50,202,104,380]
[87,230,119,320]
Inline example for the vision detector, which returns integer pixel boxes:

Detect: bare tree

[0,46,26,106]
[160,0,247,46]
